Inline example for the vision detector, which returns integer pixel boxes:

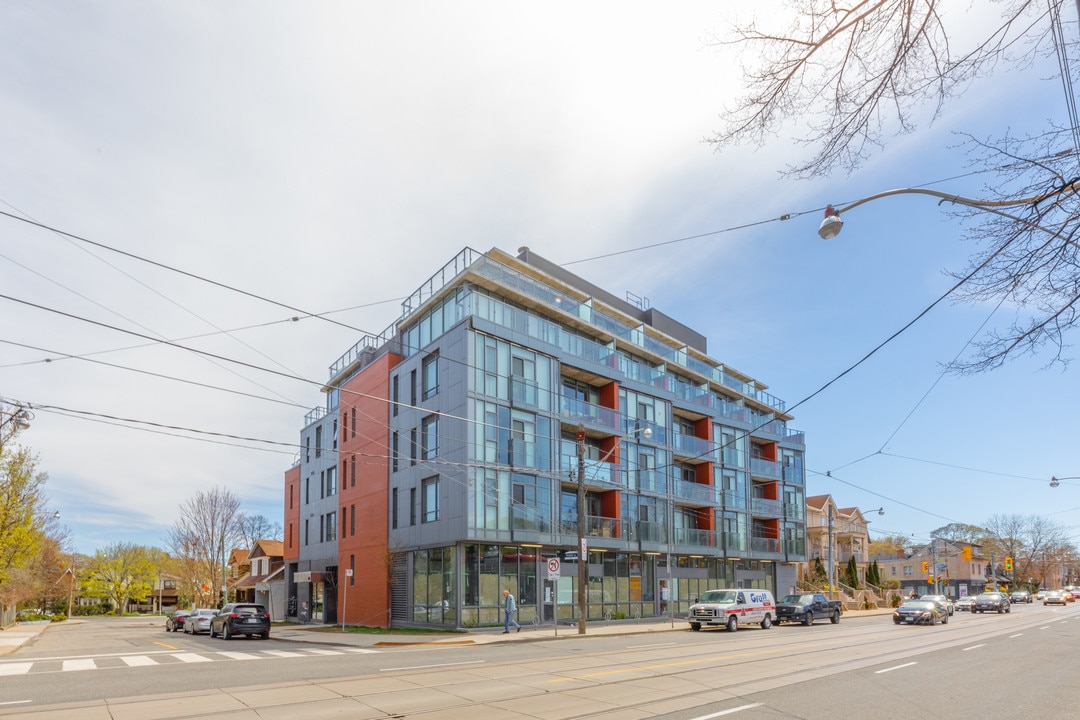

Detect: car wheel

[726,615,738,632]
[760,614,772,630]
[223,624,232,640]
[210,624,217,638]
[261,632,270,640]
[690,623,701,631]
[830,611,840,624]
[803,612,814,627]
[942,613,948,624]
[893,619,901,625]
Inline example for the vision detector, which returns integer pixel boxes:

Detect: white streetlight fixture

[1050,475,1080,488]
[1,404,33,431]
[817,184,1080,241]
[575,421,653,635]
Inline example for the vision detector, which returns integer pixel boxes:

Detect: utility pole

[827,504,835,601]
[576,423,587,635]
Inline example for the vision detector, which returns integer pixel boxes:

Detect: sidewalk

[0,621,53,657]
[272,606,895,649]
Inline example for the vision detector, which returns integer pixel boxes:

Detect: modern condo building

[284,247,807,628]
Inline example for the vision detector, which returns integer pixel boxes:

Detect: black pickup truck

[775,593,843,625]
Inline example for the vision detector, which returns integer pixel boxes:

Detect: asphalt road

[1,602,1077,719]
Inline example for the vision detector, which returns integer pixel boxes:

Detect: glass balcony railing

[751,497,784,517]
[559,396,622,433]
[511,505,552,533]
[671,431,716,460]
[636,470,668,494]
[750,457,781,478]
[672,480,716,505]
[722,532,747,553]
[632,520,667,543]
[750,536,782,554]
[673,527,717,547]
[720,490,747,509]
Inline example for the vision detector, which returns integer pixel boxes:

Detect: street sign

[547,557,561,581]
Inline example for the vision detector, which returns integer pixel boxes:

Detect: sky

[2,1,1078,555]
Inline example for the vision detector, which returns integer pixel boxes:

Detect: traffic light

[927,575,934,584]
[1004,557,1013,572]
[922,561,929,573]
[962,546,972,561]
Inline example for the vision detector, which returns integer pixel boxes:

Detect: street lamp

[575,421,652,635]
[1050,475,1080,488]
[1,404,33,431]
[817,184,1079,241]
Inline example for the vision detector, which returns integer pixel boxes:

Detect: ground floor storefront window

[402,544,782,628]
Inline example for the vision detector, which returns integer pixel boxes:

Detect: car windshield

[781,595,813,604]
[901,601,934,609]
[698,591,737,603]
[975,594,999,600]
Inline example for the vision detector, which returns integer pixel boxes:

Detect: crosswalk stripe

[63,659,96,671]
[344,648,380,654]
[0,663,32,675]
[172,653,212,663]
[120,656,158,667]
[304,649,343,655]
[262,650,305,658]
[218,652,261,660]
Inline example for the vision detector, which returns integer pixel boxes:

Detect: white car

[183,608,217,635]
[688,589,776,632]
[954,596,975,611]
[920,595,955,615]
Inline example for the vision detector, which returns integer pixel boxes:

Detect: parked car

[183,608,217,634]
[1035,590,1047,601]
[775,593,843,625]
[1043,590,1069,606]
[893,599,949,625]
[954,596,975,612]
[687,589,776,632]
[972,592,1011,614]
[165,609,191,632]
[210,603,271,640]
[1009,590,1033,604]
[920,595,954,616]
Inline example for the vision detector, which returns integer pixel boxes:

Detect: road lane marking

[0,663,32,676]
[263,650,306,658]
[0,701,31,706]
[962,644,985,651]
[62,659,96,672]
[219,652,261,660]
[154,641,178,650]
[379,660,485,672]
[691,706,763,719]
[1009,634,1023,638]
[304,649,344,655]
[874,662,916,674]
[172,653,212,663]
[120,656,157,667]
[344,648,379,654]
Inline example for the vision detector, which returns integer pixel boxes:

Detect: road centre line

[154,641,179,650]
[379,660,485,672]
[690,704,764,718]
[874,662,916,674]
[1009,634,1023,638]
[962,644,985,651]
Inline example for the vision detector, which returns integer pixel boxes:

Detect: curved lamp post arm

[819,183,1080,241]
[1050,475,1080,487]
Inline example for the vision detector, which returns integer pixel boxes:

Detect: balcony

[636,470,668,495]
[749,457,781,479]
[672,480,716,506]
[721,532,747,554]
[632,520,667,544]
[750,536,783,555]
[673,527,717,548]
[559,396,621,434]
[671,431,716,461]
[750,497,784,517]
[719,490,747,509]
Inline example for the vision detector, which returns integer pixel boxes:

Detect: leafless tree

[166,487,243,607]
[235,512,283,552]
[984,512,1071,584]
[712,1,1080,371]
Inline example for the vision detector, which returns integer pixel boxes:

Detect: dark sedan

[972,592,1011,614]
[893,599,949,625]
[209,603,271,640]
[165,609,190,632]
[1009,590,1033,604]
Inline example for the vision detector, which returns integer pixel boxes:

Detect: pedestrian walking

[502,589,520,633]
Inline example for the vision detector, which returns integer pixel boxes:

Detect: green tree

[844,555,860,589]
[866,560,881,588]
[0,406,50,590]
[82,543,158,614]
